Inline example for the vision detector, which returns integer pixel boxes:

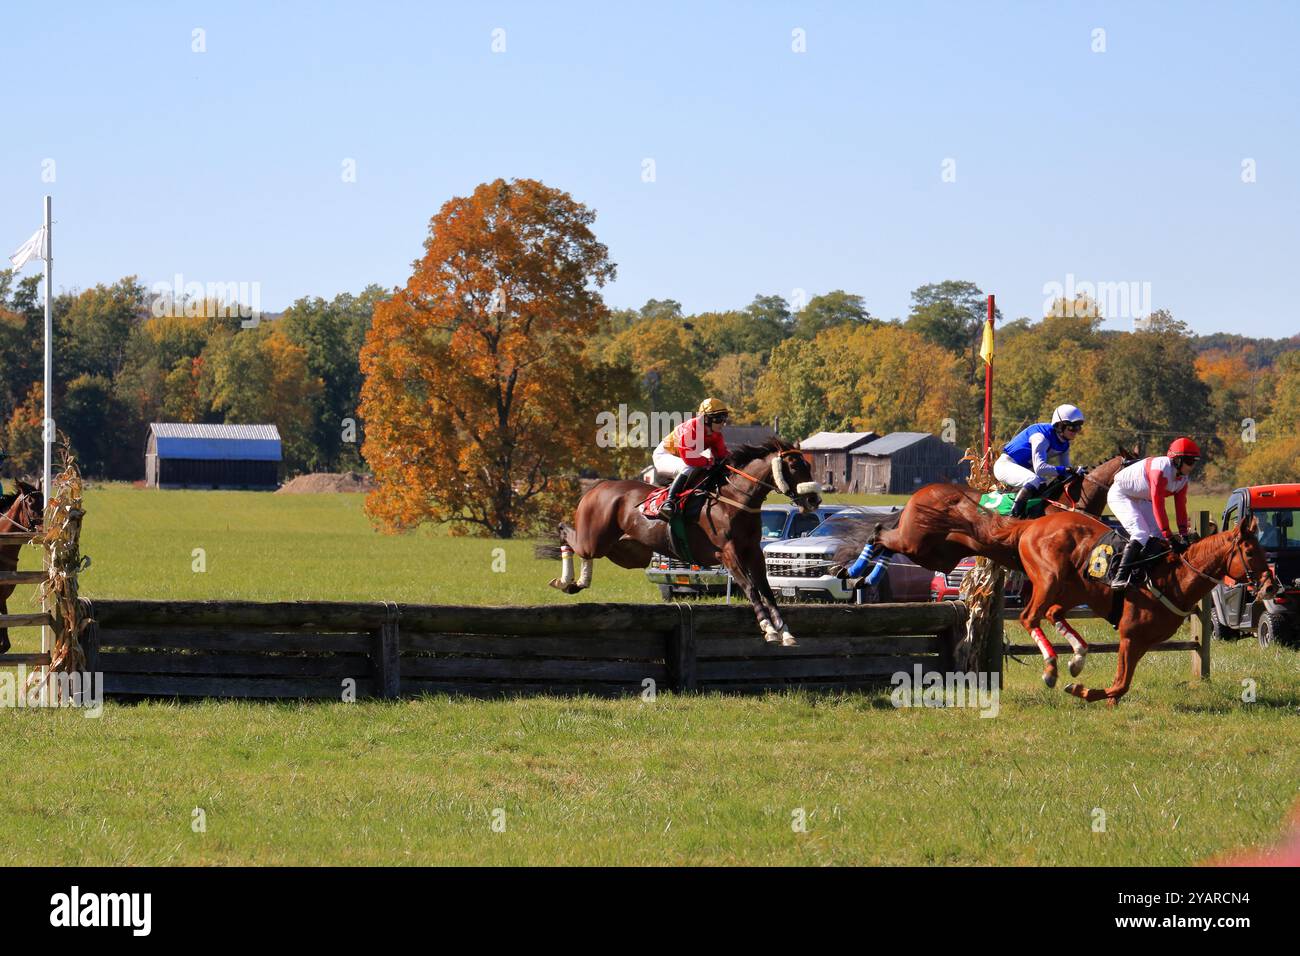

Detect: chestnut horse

[0,480,44,654]
[537,438,822,645]
[834,448,1135,578]
[1009,512,1277,704]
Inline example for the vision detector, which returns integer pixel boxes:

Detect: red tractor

[1211,484,1300,647]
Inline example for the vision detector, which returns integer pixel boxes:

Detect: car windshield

[806,515,868,538]
[761,511,788,539]
[1255,509,1300,549]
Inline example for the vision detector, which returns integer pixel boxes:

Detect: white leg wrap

[559,545,574,585]
[1054,620,1088,655]
[576,557,593,589]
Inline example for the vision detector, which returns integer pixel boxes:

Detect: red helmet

[1167,437,1201,460]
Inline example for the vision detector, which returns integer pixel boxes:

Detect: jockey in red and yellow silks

[652,398,730,521]
[1106,437,1202,589]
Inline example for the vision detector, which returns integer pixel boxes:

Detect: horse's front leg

[1065,636,1145,705]
[749,549,796,647]
[719,544,778,643]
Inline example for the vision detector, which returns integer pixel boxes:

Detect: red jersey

[665,416,728,467]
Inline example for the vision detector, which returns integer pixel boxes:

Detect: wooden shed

[849,432,968,494]
[146,423,282,490]
[799,431,878,492]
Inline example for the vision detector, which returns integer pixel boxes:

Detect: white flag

[8,226,47,272]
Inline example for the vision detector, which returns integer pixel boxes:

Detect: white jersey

[1111,455,1188,500]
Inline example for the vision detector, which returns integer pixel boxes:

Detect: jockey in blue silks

[993,404,1085,518]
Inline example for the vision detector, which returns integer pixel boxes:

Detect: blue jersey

[1003,423,1072,474]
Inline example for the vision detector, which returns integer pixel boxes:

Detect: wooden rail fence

[0,529,53,670]
[81,599,971,700]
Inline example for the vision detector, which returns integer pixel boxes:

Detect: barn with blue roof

[146,423,282,490]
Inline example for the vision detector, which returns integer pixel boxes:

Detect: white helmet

[1051,404,1085,426]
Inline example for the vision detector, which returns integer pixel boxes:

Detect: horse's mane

[726,436,795,469]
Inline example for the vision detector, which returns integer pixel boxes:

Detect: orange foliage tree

[359,179,622,538]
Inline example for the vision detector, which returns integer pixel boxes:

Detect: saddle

[640,469,719,522]
[979,490,1047,519]
[1084,530,1128,586]
[1086,530,1180,627]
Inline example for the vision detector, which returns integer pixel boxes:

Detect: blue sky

[2,1,1296,336]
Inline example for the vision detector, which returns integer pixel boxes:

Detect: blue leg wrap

[846,542,877,577]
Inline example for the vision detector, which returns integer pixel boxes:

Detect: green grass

[0,484,1295,865]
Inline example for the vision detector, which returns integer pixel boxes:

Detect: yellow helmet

[698,397,730,417]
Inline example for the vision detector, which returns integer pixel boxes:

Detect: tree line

[3,178,1296,539]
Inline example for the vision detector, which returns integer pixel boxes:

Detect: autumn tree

[1239,352,1300,485]
[359,178,622,538]
[602,317,705,413]
[204,326,323,470]
[1072,311,1216,464]
[278,286,387,471]
[792,290,872,339]
[755,324,967,440]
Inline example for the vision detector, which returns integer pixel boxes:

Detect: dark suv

[1211,484,1300,646]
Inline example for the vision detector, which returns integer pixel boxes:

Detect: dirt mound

[276,472,376,494]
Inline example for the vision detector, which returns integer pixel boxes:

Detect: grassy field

[0,485,1295,865]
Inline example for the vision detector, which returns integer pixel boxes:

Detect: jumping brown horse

[834,447,1135,578]
[1009,512,1276,703]
[0,480,44,654]
[537,438,822,645]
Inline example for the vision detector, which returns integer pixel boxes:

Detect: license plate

[675,576,691,585]
[781,587,796,597]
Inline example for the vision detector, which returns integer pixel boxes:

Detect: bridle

[1146,532,1274,617]
[1180,532,1270,595]
[1,491,41,534]
[716,451,821,514]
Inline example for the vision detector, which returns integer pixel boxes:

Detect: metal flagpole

[41,196,52,704]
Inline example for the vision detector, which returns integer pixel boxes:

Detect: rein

[1146,536,1266,617]
[712,453,808,514]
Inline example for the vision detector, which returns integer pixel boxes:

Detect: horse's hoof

[1042,662,1058,689]
[761,623,780,644]
[1064,683,1080,696]
[1068,653,1086,677]
[781,631,798,647]
[548,579,581,595]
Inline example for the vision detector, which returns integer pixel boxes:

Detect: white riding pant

[652,444,686,479]
[1107,488,1160,544]
[993,454,1056,490]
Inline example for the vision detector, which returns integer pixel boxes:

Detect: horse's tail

[830,511,903,569]
[533,523,576,561]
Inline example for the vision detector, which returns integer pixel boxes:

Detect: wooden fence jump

[80,599,971,701]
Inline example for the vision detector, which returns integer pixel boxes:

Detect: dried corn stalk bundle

[957,446,1005,672]
[27,450,89,698]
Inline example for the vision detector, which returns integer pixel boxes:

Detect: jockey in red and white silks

[651,398,730,521]
[1106,437,1202,589]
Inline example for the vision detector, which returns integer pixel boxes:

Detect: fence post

[371,603,401,699]
[668,604,697,692]
[1190,510,1212,680]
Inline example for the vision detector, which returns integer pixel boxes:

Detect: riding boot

[1009,485,1035,519]
[658,468,694,522]
[1109,539,1144,589]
